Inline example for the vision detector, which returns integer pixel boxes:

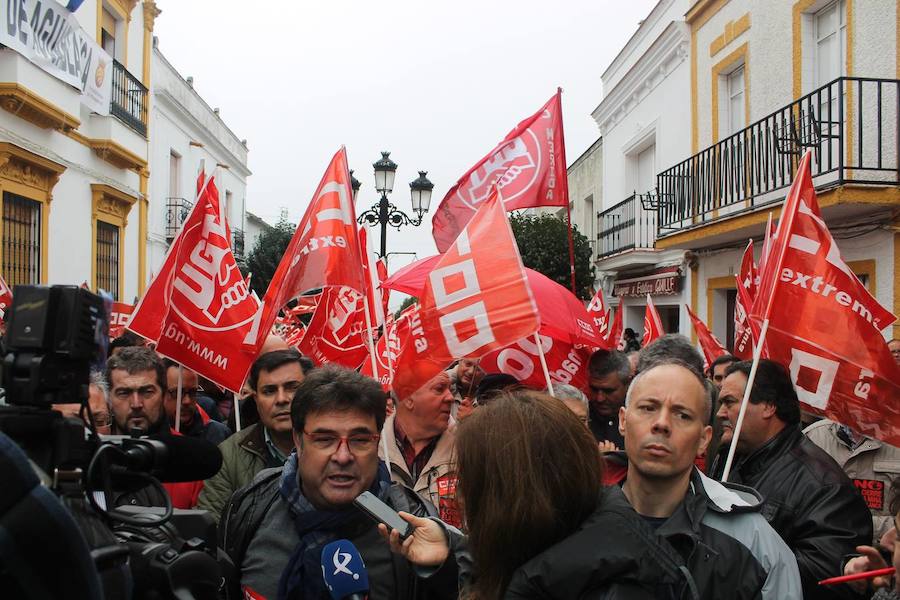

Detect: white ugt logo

[332,547,360,580]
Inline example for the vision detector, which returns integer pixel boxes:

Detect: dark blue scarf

[276,452,393,600]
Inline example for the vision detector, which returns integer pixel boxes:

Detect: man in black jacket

[220,364,457,600]
[714,359,872,600]
[611,355,800,599]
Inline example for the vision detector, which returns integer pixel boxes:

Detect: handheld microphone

[321,539,369,600]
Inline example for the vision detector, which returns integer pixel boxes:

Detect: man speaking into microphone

[221,364,459,600]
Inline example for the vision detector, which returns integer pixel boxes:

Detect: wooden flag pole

[720,318,770,482]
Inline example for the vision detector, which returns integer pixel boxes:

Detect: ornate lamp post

[356,151,434,258]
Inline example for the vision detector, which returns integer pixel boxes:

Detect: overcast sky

[154,1,657,278]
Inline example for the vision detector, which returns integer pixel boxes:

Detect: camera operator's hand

[378,511,449,567]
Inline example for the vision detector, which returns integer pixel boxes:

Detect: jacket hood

[693,470,763,514]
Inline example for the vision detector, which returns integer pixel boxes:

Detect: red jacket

[162,426,205,509]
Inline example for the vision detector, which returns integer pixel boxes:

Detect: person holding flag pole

[713,150,879,599]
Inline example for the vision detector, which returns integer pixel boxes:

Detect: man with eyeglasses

[162,361,230,445]
[199,348,313,524]
[221,364,459,600]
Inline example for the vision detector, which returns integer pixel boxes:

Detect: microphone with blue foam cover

[321,538,369,600]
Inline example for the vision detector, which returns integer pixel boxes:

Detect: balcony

[596,193,657,259]
[166,197,193,242]
[232,227,245,260]
[656,77,899,239]
[110,60,148,137]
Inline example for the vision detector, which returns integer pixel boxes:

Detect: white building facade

[589,0,693,337]
[148,41,250,276]
[0,0,159,301]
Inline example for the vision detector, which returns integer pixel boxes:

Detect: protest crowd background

[2,1,900,600]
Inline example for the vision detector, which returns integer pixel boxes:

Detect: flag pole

[234,392,243,433]
[534,332,555,397]
[556,86,577,297]
[174,364,183,433]
[362,295,380,381]
[720,318,770,482]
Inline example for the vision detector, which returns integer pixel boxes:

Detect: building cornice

[601,0,677,83]
[155,88,252,179]
[153,47,250,171]
[592,21,689,136]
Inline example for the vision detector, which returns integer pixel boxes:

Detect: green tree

[395,295,417,319]
[245,217,295,296]
[509,212,594,300]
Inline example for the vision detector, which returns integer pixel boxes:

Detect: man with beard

[587,349,631,450]
[447,359,483,420]
[106,347,205,508]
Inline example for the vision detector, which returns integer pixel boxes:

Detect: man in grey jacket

[220,365,457,600]
[610,355,801,599]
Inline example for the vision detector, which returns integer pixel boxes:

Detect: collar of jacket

[381,414,456,484]
[237,422,270,461]
[733,423,802,480]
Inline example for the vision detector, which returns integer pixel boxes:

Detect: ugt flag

[245,147,367,350]
[751,150,900,444]
[129,173,259,393]
[431,90,568,252]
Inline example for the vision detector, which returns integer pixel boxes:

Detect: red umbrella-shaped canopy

[383,255,604,348]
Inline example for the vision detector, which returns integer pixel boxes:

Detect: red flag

[361,308,416,391]
[298,286,369,369]
[733,240,758,359]
[246,147,366,349]
[109,302,135,339]
[758,212,777,277]
[431,91,568,252]
[128,173,259,393]
[358,226,385,328]
[393,188,539,399]
[642,295,665,346]
[751,150,900,444]
[586,287,610,341]
[606,304,624,351]
[0,274,12,319]
[480,334,590,391]
[686,305,727,369]
[377,258,390,320]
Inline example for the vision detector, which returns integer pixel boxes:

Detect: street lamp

[357,151,434,258]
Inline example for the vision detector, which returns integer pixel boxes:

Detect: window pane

[2,192,41,287]
[96,221,119,300]
[728,67,745,135]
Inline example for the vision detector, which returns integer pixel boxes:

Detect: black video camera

[0,285,221,599]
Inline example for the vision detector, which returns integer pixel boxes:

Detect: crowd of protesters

[46,327,900,600]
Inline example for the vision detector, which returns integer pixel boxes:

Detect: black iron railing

[166,197,193,242]
[110,60,148,136]
[232,227,245,259]
[596,193,657,259]
[657,77,900,233]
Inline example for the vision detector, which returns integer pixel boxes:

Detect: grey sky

[154,1,657,275]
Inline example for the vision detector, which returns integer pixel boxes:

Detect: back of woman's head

[455,389,603,599]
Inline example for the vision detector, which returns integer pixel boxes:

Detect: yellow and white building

[0,1,250,305]
[657,0,900,346]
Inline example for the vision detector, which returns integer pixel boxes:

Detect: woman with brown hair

[379,389,697,599]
